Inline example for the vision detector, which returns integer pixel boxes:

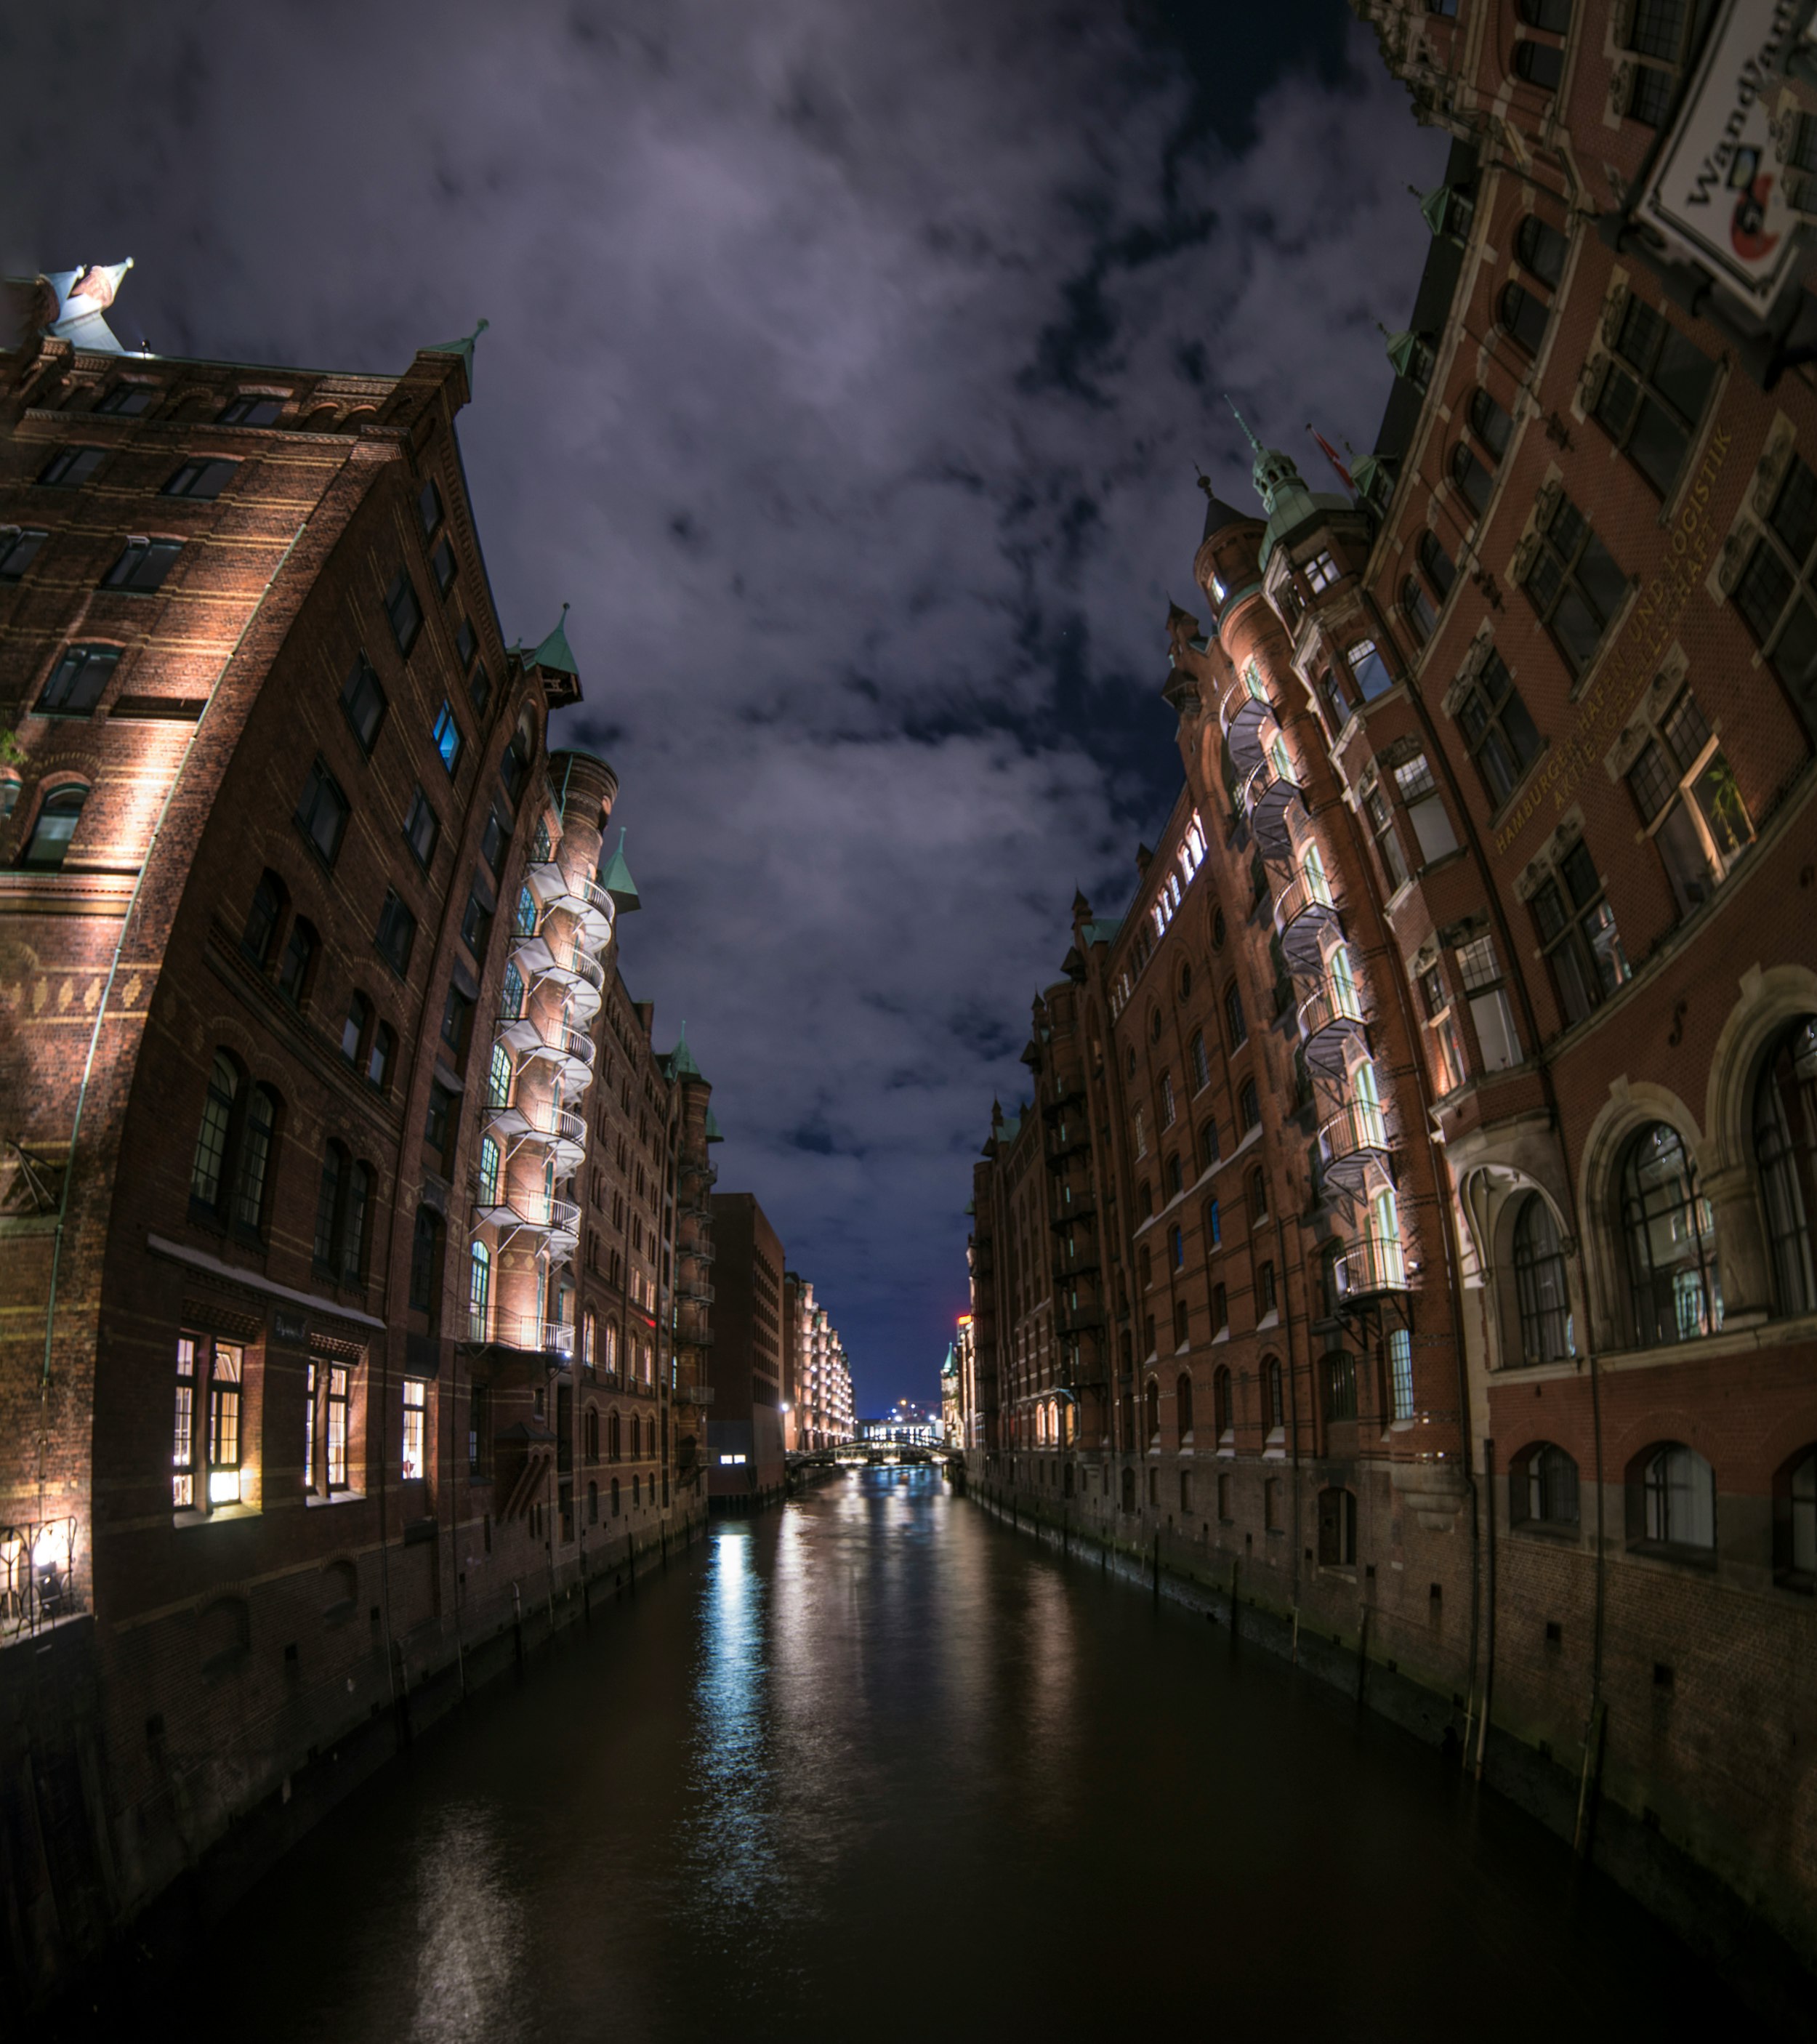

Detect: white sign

[1637,0,1806,312]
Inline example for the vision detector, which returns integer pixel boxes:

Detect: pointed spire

[1225,393,1262,451]
[1071,886,1092,919]
[704,1106,725,1143]
[527,602,578,679]
[667,1021,703,1079]
[1196,464,1250,544]
[598,826,640,913]
[427,317,490,388]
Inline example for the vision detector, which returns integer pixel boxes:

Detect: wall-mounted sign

[273,1309,307,1344]
[1637,0,1807,312]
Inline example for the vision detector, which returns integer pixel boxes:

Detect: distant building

[706,1191,787,1502]
[781,1271,855,1449]
[861,1401,940,1448]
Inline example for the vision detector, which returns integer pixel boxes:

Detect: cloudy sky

[5,0,1445,1410]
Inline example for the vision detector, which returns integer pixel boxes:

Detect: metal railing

[1336,1234,1409,1298]
[1,1518,78,1639]
[1319,1101,1390,1168]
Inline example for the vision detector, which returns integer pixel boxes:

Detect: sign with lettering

[1637,0,1805,312]
[1493,426,1735,856]
[273,1308,307,1345]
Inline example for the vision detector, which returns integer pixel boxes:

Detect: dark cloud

[3,0,1445,1410]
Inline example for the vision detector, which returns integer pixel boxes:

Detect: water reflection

[408,1802,528,2044]
[689,1524,776,1914]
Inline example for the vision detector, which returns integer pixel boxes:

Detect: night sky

[4,1,1446,1414]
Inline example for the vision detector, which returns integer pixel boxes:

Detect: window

[1455,649,1542,807]
[0,528,47,582]
[1134,1108,1148,1160]
[424,1081,456,1162]
[1137,1243,1153,1289]
[403,786,440,869]
[1454,933,1521,1070]
[1238,1079,1260,1132]
[190,1053,239,1212]
[1318,1486,1356,1565]
[295,757,350,866]
[1452,442,1493,517]
[218,394,283,425]
[431,537,457,593]
[1204,1198,1221,1248]
[366,1023,395,1095]
[1305,550,1339,592]
[1627,688,1751,915]
[384,570,423,656]
[1167,1152,1184,1197]
[1732,454,1817,738]
[342,1164,370,1286]
[1620,1123,1721,1346]
[207,1347,244,1504]
[499,719,532,805]
[440,986,472,1058]
[1257,1261,1277,1316]
[339,656,387,753]
[1393,754,1458,863]
[488,1043,513,1109]
[1524,492,1627,672]
[277,917,317,1006]
[461,874,493,957]
[1778,1449,1817,1586]
[1403,576,1438,644]
[1418,532,1456,603]
[1348,639,1393,700]
[1468,389,1513,463]
[408,1207,444,1316]
[241,869,286,966]
[418,477,445,539]
[172,1337,198,1508]
[1322,1346,1356,1422]
[1512,1196,1573,1362]
[1169,1223,1185,1272]
[233,1085,278,1236]
[375,890,417,978]
[1515,217,1569,292]
[470,661,491,719]
[162,457,236,500]
[456,616,478,669]
[1160,1071,1176,1128]
[1145,1378,1161,1440]
[1188,1031,1209,1092]
[1514,38,1563,87]
[1532,842,1629,1025]
[324,1366,350,1491]
[1634,1442,1716,1552]
[96,382,158,416]
[1363,781,1409,890]
[1500,281,1550,355]
[402,1379,427,1481]
[1755,1020,1817,1316]
[102,537,182,592]
[340,990,371,1064]
[1592,299,1716,498]
[1515,1443,1580,1528]
[500,961,525,1022]
[469,1243,492,1343]
[37,446,107,488]
[1223,983,1246,1049]
[1387,1328,1415,1421]
[1249,1169,1269,1223]
[478,1136,502,1208]
[313,1146,346,1271]
[432,700,464,775]
[36,644,119,715]
[1625,0,1693,124]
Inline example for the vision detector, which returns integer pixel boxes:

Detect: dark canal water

[109,1469,1743,2041]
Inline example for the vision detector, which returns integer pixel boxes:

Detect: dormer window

[1305,550,1339,592]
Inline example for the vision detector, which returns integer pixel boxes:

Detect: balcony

[1297,965,1368,1072]
[507,928,606,1019]
[1219,671,1275,772]
[675,1380,716,1406]
[680,1158,718,1188]
[485,1098,587,1169]
[1318,1101,1392,1191]
[1271,868,1340,972]
[677,1281,716,1304]
[517,1023,597,1093]
[493,1315,578,1358]
[1336,1233,1409,1300]
[1241,757,1302,858]
[525,860,616,953]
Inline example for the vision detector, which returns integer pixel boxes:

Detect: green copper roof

[1081,917,1121,946]
[964,1199,975,1215]
[667,1022,703,1079]
[704,1107,725,1143]
[598,827,640,913]
[527,602,579,678]
[1417,183,1451,237]
[427,318,489,388]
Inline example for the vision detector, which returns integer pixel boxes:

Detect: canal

[94,1468,1743,2040]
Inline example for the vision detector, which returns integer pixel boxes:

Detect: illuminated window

[401,1378,427,1480]
[173,1337,196,1508]
[208,1346,243,1505]
[304,1360,316,1492]
[327,1367,350,1491]
[1305,550,1339,592]
[432,700,464,776]
[102,536,182,592]
[36,644,118,715]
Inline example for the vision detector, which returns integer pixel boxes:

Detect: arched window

[1145,1378,1161,1441]
[313,1143,346,1271]
[190,1052,240,1213]
[1632,1441,1716,1552]
[478,1135,501,1207]
[1620,1122,1720,1345]
[1451,441,1492,516]
[1265,1358,1284,1431]
[1249,1169,1269,1223]
[1172,1298,1190,1347]
[1754,1018,1817,1316]
[233,1085,278,1237]
[1515,214,1569,289]
[1513,1441,1579,1526]
[1403,575,1438,643]
[609,1410,622,1462]
[20,784,88,870]
[584,1407,599,1463]
[1318,1486,1356,1565]
[1500,281,1550,355]
[278,917,318,1006]
[1419,532,1456,599]
[468,1242,491,1338]
[1214,1366,1233,1436]
[1469,388,1513,463]
[241,869,287,965]
[1512,1194,1574,1361]
[583,1308,598,1371]
[1776,1448,1817,1587]
[1177,1372,1194,1438]
[1199,1120,1220,1170]
[1513,39,1563,89]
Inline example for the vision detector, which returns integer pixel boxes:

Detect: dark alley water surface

[137,1470,1744,2041]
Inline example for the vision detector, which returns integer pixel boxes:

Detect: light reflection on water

[97,1466,1747,2044]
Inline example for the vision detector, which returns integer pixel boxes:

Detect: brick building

[0,266,714,2008]
[707,1191,787,1502]
[781,1271,855,1450]
[964,0,1817,1981]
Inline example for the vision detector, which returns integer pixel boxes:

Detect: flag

[1308,425,1354,493]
